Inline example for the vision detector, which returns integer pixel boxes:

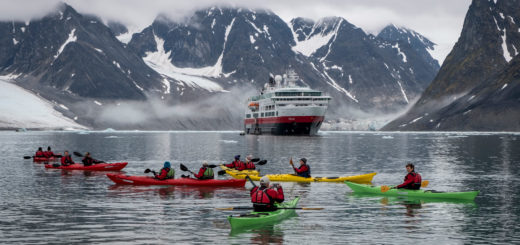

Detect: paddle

[289,157,297,174]
[73,151,105,163]
[218,159,268,175]
[144,168,157,175]
[245,175,257,187]
[23,155,62,159]
[216,207,323,210]
[180,163,195,175]
[381,181,431,193]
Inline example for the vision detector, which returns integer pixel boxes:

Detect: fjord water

[0,131,519,244]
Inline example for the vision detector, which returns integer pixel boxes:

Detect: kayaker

[194,161,214,180]
[61,151,75,166]
[250,176,284,212]
[82,152,103,166]
[244,155,256,170]
[290,157,311,178]
[225,155,245,171]
[35,147,45,157]
[155,161,175,180]
[395,163,422,190]
[43,146,55,158]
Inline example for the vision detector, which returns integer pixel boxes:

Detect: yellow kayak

[227,171,377,183]
[220,165,260,176]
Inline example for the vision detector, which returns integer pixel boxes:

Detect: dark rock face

[383,0,520,131]
[0,3,164,100]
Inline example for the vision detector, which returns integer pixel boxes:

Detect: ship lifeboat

[248,102,259,111]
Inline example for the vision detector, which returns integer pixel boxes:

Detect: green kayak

[228,197,300,230]
[345,181,479,201]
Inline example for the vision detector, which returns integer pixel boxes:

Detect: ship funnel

[274,75,282,87]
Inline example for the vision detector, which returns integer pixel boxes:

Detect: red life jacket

[233,160,245,171]
[245,161,255,170]
[43,151,54,158]
[251,187,273,205]
[35,151,45,157]
[61,155,74,165]
[407,172,422,189]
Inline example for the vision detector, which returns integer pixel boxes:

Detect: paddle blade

[73,152,83,157]
[208,164,218,168]
[257,160,267,165]
[421,180,429,187]
[180,163,189,172]
[23,156,32,159]
[215,207,234,210]
[381,185,391,193]
[251,158,260,162]
[218,170,227,175]
[144,168,151,173]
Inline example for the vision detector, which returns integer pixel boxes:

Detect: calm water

[0,131,519,244]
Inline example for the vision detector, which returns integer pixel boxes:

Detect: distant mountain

[289,17,440,111]
[129,8,440,114]
[383,0,520,131]
[0,3,165,100]
[0,3,441,130]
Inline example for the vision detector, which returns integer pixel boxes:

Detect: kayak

[33,156,58,162]
[220,165,260,176]
[227,172,376,183]
[45,162,128,171]
[106,173,246,187]
[228,197,300,230]
[345,181,479,201]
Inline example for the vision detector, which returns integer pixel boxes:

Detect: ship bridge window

[246,114,251,118]
[303,92,321,96]
[253,113,259,118]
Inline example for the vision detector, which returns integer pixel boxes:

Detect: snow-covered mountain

[383,0,520,131]
[0,3,441,130]
[129,8,440,113]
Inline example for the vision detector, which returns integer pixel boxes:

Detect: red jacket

[194,167,214,179]
[61,155,75,166]
[245,161,256,170]
[293,164,311,177]
[35,151,45,157]
[155,168,172,180]
[250,186,284,206]
[43,151,54,158]
[225,160,245,171]
[397,172,422,189]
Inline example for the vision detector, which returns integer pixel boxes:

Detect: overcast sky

[1,0,472,63]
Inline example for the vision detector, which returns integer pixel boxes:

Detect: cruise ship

[244,71,331,135]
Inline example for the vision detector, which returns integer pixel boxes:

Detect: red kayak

[45,162,128,171]
[106,173,246,187]
[33,156,58,162]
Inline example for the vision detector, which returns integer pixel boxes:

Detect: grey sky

[0,0,472,63]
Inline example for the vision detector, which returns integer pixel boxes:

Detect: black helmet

[300,158,307,164]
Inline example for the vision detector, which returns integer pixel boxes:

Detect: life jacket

[43,151,54,158]
[251,187,273,205]
[166,168,175,179]
[35,151,45,157]
[61,155,74,165]
[409,172,422,189]
[245,161,255,170]
[297,164,311,178]
[203,167,214,179]
[233,160,245,171]
[82,157,94,166]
